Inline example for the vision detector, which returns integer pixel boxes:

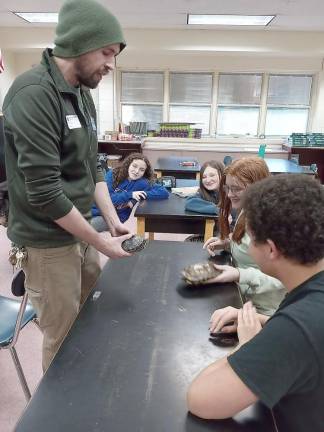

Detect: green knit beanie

[53,0,126,58]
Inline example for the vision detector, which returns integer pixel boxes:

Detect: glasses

[223,185,246,195]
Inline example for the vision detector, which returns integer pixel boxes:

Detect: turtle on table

[181,262,222,285]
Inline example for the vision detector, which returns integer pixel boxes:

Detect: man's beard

[74,58,102,89]
[78,73,101,89]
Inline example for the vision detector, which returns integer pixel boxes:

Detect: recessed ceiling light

[13,12,58,23]
[187,14,275,26]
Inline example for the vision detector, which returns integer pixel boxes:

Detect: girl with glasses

[203,157,287,330]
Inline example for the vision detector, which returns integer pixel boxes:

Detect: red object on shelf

[179,161,196,167]
[118,133,134,141]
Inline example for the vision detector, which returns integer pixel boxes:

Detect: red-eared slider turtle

[121,235,148,253]
[181,262,222,285]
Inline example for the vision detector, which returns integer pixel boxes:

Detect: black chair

[223,155,233,166]
[0,270,38,401]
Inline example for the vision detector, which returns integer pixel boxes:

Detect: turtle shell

[209,333,238,347]
[182,262,222,285]
[121,235,148,253]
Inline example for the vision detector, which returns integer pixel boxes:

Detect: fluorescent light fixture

[187,14,275,26]
[13,12,58,23]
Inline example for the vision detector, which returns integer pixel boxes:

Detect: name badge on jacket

[66,115,82,129]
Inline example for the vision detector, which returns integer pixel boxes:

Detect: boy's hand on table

[209,306,239,333]
[237,301,262,345]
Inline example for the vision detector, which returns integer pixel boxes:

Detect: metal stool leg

[10,347,31,401]
[33,318,41,330]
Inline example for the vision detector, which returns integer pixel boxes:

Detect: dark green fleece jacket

[3,48,104,247]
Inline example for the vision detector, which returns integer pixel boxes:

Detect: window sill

[142,137,287,153]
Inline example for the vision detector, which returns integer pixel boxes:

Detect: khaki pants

[23,242,101,372]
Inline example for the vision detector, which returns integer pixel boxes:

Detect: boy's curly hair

[243,174,324,264]
[218,157,270,243]
[112,153,154,189]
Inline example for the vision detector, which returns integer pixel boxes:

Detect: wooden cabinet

[283,144,324,183]
[98,140,142,159]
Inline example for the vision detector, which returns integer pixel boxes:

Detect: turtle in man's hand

[121,235,148,253]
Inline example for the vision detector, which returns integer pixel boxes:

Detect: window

[114,70,314,138]
[217,73,262,135]
[121,72,164,131]
[121,105,163,131]
[169,73,213,135]
[217,107,260,136]
[92,74,114,135]
[265,75,312,136]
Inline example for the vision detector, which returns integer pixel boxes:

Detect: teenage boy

[187,174,324,432]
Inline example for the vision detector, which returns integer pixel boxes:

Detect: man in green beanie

[3,0,131,372]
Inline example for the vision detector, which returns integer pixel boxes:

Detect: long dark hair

[112,153,154,189]
[199,160,224,203]
[218,157,270,243]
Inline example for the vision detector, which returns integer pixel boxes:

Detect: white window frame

[168,71,213,135]
[216,72,263,137]
[112,69,315,139]
[264,73,314,137]
[119,70,165,131]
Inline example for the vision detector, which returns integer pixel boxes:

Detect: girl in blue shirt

[92,153,169,231]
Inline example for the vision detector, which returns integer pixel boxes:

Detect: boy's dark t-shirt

[228,271,324,432]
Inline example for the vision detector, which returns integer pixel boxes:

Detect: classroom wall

[310,71,324,132]
[119,52,322,72]
[8,28,323,75]
[0,50,16,108]
[142,149,288,167]
[1,27,324,129]
[119,29,323,73]
[11,49,322,76]
[14,51,42,75]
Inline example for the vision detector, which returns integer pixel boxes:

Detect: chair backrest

[310,163,318,173]
[1,269,35,401]
[11,270,26,297]
[223,155,233,166]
